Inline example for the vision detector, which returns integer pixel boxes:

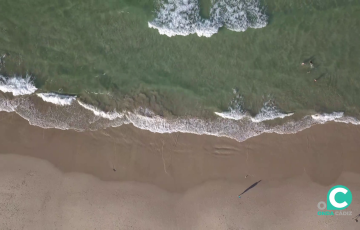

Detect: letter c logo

[329,188,348,208]
[327,185,352,210]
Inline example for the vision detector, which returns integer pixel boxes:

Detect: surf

[149,0,268,37]
[0,75,359,142]
[1,90,359,142]
[0,75,37,96]
[37,93,77,106]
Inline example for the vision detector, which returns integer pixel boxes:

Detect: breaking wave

[77,100,124,120]
[250,101,293,122]
[215,101,293,122]
[149,0,268,37]
[0,77,358,142]
[0,92,359,142]
[214,92,293,122]
[0,75,37,96]
[311,112,360,125]
[214,109,245,120]
[214,93,246,120]
[37,93,77,106]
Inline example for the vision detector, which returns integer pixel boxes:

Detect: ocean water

[0,0,360,142]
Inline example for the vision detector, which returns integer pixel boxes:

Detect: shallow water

[0,0,360,141]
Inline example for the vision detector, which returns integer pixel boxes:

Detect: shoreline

[1,90,360,144]
[0,111,360,190]
[1,75,359,142]
[1,112,360,229]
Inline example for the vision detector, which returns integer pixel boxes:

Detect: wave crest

[149,0,268,37]
[1,93,359,142]
[211,0,268,32]
[0,75,37,96]
[77,101,124,120]
[37,93,77,106]
[214,96,293,122]
[251,101,293,123]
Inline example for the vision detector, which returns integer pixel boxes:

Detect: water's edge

[1,75,358,143]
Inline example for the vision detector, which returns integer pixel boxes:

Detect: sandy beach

[1,0,359,229]
[0,111,360,229]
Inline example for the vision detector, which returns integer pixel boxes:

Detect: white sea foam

[251,101,293,122]
[124,110,360,142]
[37,93,77,106]
[126,109,359,142]
[309,112,360,125]
[148,0,216,37]
[311,112,344,123]
[214,101,245,120]
[0,96,127,131]
[0,75,37,96]
[126,110,262,142]
[215,100,293,122]
[77,100,124,120]
[214,93,247,120]
[0,93,359,142]
[214,110,246,120]
[0,98,18,112]
[210,0,268,32]
[149,0,267,37]
[335,116,360,125]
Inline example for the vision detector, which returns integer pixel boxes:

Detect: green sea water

[1,0,360,120]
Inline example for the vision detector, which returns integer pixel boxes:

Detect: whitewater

[37,93,77,106]
[0,75,37,96]
[0,76,359,142]
[149,0,268,37]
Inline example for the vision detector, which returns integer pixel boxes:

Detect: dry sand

[0,111,360,229]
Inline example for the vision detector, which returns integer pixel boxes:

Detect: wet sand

[0,111,360,229]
